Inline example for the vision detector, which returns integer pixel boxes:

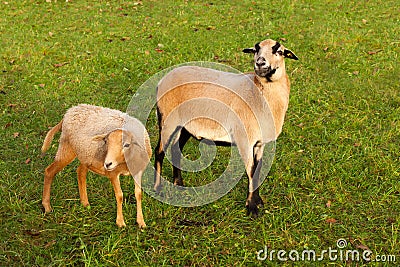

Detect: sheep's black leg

[246,144,265,216]
[171,127,191,186]
[154,135,165,192]
[246,157,263,216]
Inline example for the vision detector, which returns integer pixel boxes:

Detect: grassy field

[1,0,399,266]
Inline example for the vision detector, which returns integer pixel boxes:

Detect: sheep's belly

[185,120,233,143]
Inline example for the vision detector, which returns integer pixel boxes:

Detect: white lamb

[41,104,151,228]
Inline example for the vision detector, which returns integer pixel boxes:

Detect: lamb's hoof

[138,221,146,229]
[42,204,52,213]
[116,220,126,228]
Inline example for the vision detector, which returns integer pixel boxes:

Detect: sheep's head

[92,129,135,171]
[243,39,298,82]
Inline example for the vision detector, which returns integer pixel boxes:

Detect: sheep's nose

[256,58,266,67]
[105,162,113,169]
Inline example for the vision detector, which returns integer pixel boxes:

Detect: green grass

[1,0,399,266]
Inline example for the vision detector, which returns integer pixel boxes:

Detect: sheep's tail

[41,120,63,156]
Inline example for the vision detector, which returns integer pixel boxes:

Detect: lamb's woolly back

[42,104,151,228]
[59,104,149,164]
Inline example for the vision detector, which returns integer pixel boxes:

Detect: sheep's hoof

[154,184,163,193]
[246,203,259,217]
[173,178,183,186]
[254,195,264,207]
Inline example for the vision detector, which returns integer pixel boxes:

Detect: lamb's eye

[276,50,283,56]
[123,143,130,148]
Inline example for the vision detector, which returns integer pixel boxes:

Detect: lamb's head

[243,39,298,81]
[93,129,134,171]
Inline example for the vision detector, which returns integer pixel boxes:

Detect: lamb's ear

[92,133,108,142]
[283,49,299,60]
[242,47,256,54]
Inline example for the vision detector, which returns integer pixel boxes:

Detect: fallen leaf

[48,32,53,37]
[353,142,361,147]
[155,48,164,53]
[120,36,130,41]
[13,132,19,138]
[353,71,359,75]
[325,218,337,224]
[53,62,69,68]
[280,37,287,42]
[323,47,329,52]
[356,243,370,250]
[39,84,45,88]
[25,158,31,164]
[326,200,332,208]
[5,122,12,128]
[362,19,367,24]
[25,229,40,236]
[144,50,150,55]
[44,239,57,248]
[367,50,381,55]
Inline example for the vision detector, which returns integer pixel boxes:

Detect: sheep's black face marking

[271,42,281,55]
[254,42,261,53]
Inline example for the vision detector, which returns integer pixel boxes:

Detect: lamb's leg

[171,127,191,186]
[42,145,76,213]
[109,174,125,227]
[77,164,89,207]
[134,171,146,228]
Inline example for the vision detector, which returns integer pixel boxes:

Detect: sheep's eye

[123,143,130,148]
[276,50,283,56]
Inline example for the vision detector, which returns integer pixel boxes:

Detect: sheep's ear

[92,133,108,142]
[283,49,299,60]
[242,47,256,54]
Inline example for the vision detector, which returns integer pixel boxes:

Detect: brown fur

[154,39,298,215]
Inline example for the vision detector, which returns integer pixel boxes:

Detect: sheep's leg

[109,174,125,227]
[171,127,191,186]
[245,143,265,216]
[77,164,89,207]
[134,171,146,228]
[154,136,165,192]
[42,146,76,213]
